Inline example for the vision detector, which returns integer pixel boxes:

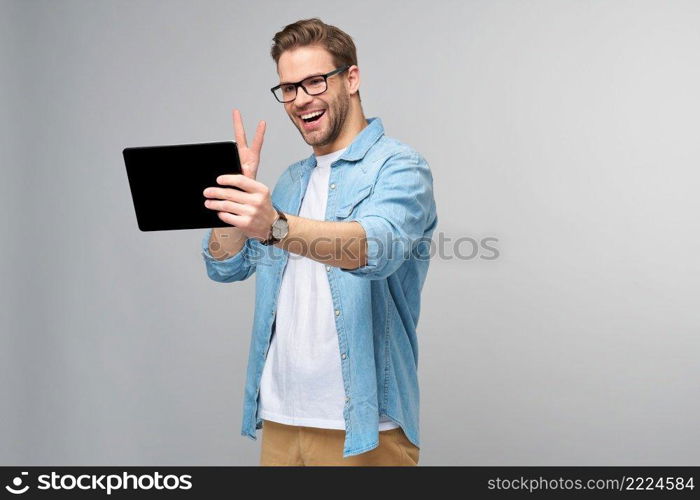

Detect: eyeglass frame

[270,65,351,103]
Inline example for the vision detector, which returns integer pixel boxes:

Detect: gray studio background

[1,0,698,465]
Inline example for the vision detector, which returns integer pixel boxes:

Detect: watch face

[272,218,289,239]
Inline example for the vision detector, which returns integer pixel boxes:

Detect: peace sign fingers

[232,108,266,179]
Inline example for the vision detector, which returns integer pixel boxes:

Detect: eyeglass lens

[275,75,327,102]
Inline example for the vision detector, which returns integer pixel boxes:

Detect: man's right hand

[208,109,266,259]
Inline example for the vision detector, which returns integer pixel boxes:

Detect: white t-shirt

[258,147,398,432]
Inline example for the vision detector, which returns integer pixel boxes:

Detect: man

[201,18,437,466]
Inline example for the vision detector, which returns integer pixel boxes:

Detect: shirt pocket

[335,183,373,220]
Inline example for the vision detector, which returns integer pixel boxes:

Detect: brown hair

[270,18,360,100]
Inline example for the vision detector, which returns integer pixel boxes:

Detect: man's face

[277,45,350,150]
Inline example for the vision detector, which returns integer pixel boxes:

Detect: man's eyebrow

[278,72,325,86]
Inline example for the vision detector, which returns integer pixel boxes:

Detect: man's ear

[346,65,361,95]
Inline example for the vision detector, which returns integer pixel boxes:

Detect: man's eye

[306,77,325,87]
[282,85,296,93]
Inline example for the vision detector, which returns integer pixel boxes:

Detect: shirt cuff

[339,216,390,276]
[201,228,247,266]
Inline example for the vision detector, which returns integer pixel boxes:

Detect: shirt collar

[293,116,384,179]
[337,116,384,162]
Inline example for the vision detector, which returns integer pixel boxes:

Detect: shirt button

[345,396,350,402]
[335,309,340,316]
[330,183,336,189]
[325,265,331,272]
[341,353,347,360]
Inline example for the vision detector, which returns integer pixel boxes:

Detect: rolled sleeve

[201,228,256,282]
[340,152,436,280]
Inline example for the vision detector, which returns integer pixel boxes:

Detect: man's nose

[293,86,313,107]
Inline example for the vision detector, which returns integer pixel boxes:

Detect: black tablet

[123,141,243,231]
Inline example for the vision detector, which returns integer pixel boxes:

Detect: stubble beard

[295,92,350,149]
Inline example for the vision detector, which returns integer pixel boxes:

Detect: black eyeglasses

[270,65,351,103]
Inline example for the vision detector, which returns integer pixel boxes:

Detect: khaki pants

[259,419,420,466]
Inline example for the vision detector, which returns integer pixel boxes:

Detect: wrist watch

[260,207,289,245]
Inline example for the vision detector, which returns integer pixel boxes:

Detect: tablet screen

[123,141,242,231]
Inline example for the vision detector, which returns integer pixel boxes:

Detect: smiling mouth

[300,109,326,123]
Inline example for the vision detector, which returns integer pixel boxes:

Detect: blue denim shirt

[201,117,438,457]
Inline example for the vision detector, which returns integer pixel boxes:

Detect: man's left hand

[203,174,278,242]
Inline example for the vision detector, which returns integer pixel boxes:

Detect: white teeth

[300,110,324,120]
